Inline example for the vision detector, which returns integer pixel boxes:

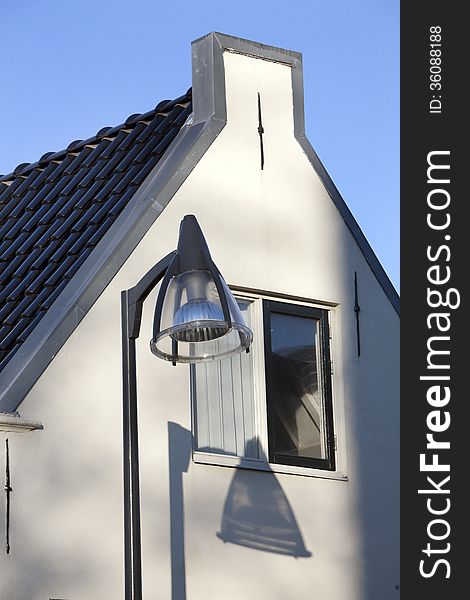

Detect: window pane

[192,300,259,459]
[269,311,325,460]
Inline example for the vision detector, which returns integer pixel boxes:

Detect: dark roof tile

[116,122,148,152]
[98,130,130,160]
[115,144,144,170]
[0,231,32,260]
[67,139,84,151]
[0,347,18,369]
[51,211,84,240]
[42,255,76,288]
[4,295,37,326]
[30,240,61,265]
[96,127,112,137]
[13,163,31,176]
[131,159,162,187]
[0,180,21,204]
[12,169,43,197]
[11,248,44,278]
[125,113,142,126]
[111,164,142,196]
[85,216,115,249]
[21,203,53,231]
[89,192,122,224]
[16,226,48,255]
[29,163,57,190]
[6,270,38,301]
[61,168,90,196]
[71,180,105,210]
[8,193,37,220]
[21,287,51,318]
[0,182,10,200]
[48,233,81,262]
[0,255,23,285]
[94,150,127,177]
[93,171,127,201]
[107,187,138,216]
[38,151,56,164]
[0,279,22,305]
[57,195,81,219]
[38,217,67,242]
[40,175,74,204]
[67,226,100,255]
[72,203,102,232]
[23,182,56,210]
[64,247,93,278]
[38,196,71,224]
[132,135,163,165]
[0,89,192,371]
[0,301,17,323]
[45,155,76,182]
[133,116,164,144]
[5,212,34,239]
[69,145,99,169]
[0,217,17,240]
[17,311,47,343]
[77,161,106,189]
[154,99,171,110]
[153,127,180,155]
[0,200,14,223]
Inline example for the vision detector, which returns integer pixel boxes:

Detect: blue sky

[0,0,399,290]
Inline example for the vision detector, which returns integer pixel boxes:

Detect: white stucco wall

[0,50,399,600]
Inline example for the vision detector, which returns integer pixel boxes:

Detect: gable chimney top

[191,32,306,137]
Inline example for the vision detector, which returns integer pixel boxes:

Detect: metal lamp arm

[125,251,176,339]
[121,249,175,600]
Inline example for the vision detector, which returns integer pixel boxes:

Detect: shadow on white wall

[216,439,312,558]
[168,424,311,600]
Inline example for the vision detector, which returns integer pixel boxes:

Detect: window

[263,301,335,471]
[191,293,339,476]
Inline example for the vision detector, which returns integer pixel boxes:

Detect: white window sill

[192,451,348,481]
[0,412,44,433]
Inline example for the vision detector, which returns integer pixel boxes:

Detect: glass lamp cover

[151,269,252,363]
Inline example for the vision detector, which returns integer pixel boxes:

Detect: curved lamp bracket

[125,251,176,340]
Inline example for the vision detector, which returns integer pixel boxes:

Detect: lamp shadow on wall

[168,422,311,600]
[215,438,311,558]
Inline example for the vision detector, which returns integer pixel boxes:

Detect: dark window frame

[262,300,336,471]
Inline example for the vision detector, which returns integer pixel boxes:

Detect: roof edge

[0,92,192,183]
[288,38,399,314]
[0,116,225,412]
[297,134,400,314]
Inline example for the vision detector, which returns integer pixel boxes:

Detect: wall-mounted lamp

[121,215,252,600]
[150,215,252,363]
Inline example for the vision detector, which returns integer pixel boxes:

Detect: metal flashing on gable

[197,32,399,316]
[297,136,400,315]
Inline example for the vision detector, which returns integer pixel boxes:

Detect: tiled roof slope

[0,90,192,372]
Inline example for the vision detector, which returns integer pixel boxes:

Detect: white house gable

[1,33,399,600]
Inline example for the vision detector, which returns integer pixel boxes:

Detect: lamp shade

[150,216,252,363]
